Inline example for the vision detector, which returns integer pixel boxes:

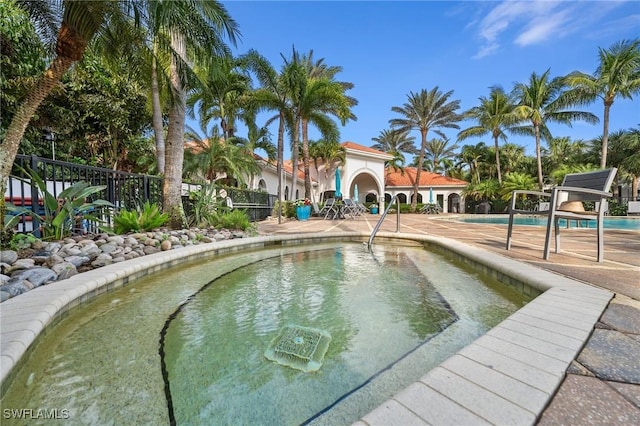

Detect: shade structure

[354,184,359,202]
[335,168,342,198]
[429,187,434,204]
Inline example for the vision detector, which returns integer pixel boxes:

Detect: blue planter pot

[370,207,379,214]
[296,205,311,221]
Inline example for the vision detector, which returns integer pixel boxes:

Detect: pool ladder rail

[367,194,401,250]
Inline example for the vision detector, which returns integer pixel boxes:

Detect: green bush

[6,166,113,240]
[215,209,251,231]
[113,201,168,234]
[9,233,40,251]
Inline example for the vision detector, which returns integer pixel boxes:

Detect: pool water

[457,215,640,230]
[0,243,529,425]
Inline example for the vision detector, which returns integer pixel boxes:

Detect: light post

[43,129,55,160]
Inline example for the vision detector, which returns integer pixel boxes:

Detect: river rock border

[0,227,249,303]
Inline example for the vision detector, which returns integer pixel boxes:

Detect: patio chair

[343,199,360,217]
[506,168,617,262]
[318,198,337,219]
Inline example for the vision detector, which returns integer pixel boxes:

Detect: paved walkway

[257,213,640,425]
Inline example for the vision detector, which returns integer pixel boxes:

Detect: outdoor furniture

[506,168,617,262]
[318,198,337,219]
[421,203,442,214]
[343,199,360,217]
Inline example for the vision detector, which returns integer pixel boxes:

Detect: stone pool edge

[0,232,612,425]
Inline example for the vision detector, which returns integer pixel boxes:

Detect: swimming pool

[0,242,529,425]
[455,215,640,230]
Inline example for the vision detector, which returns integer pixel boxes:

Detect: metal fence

[5,155,274,235]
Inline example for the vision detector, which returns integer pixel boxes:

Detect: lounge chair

[506,168,617,262]
[343,199,360,217]
[318,198,337,219]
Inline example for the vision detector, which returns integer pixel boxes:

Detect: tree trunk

[601,102,611,168]
[494,134,502,185]
[535,124,544,189]
[302,119,311,199]
[290,118,300,200]
[151,56,166,175]
[412,128,428,212]
[276,113,285,224]
[163,30,187,229]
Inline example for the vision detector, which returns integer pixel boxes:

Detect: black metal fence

[5,155,273,235]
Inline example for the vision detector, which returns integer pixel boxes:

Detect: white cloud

[470,0,631,58]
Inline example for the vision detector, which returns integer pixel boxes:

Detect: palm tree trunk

[290,118,300,200]
[163,30,187,229]
[494,135,502,185]
[601,102,611,168]
[413,129,428,211]
[302,119,312,198]
[276,113,286,224]
[151,56,166,175]
[535,125,544,189]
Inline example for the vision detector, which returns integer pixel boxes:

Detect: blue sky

[213,0,640,158]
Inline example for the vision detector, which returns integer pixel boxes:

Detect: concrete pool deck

[257,213,640,425]
[0,213,638,424]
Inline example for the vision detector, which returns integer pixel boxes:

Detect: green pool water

[1,242,530,425]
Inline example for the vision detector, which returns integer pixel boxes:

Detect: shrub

[215,209,251,231]
[9,233,40,251]
[6,166,113,240]
[113,201,168,234]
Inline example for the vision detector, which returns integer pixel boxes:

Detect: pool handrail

[368,194,401,249]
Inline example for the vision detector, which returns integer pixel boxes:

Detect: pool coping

[0,232,613,425]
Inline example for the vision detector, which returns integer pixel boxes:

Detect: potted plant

[369,203,379,214]
[294,198,312,221]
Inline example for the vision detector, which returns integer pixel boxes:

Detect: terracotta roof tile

[342,141,392,157]
[385,167,467,187]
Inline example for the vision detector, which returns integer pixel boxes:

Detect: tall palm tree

[456,142,489,183]
[511,69,598,189]
[243,49,295,223]
[295,49,356,199]
[186,55,252,140]
[499,143,527,175]
[458,86,519,184]
[371,129,418,158]
[389,88,462,211]
[565,39,640,168]
[422,137,459,174]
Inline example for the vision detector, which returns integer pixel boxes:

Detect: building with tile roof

[254,141,467,213]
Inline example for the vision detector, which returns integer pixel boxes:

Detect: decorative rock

[63,255,91,268]
[9,268,57,288]
[51,262,77,280]
[0,227,247,303]
[91,254,114,268]
[0,250,18,264]
[143,246,160,255]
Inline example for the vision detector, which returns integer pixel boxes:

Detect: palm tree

[243,49,295,223]
[295,49,356,199]
[565,39,640,168]
[183,126,260,186]
[186,55,252,140]
[500,172,537,209]
[607,127,640,200]
[499,143,527,175]
[458,86,519,185]
[309,139,346,200]
[456,142,489,183]
[511,69,598,189]
[422,137,459,174]
[389,88,462,211]
[371,129,418,159]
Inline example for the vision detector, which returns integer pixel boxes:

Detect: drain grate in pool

[265,325,331,372]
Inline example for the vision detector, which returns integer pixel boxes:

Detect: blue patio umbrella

[354,184,359,202]
[429,187,434,204]
[335,168,342,198]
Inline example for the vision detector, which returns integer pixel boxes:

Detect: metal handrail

[367,194,401,249]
